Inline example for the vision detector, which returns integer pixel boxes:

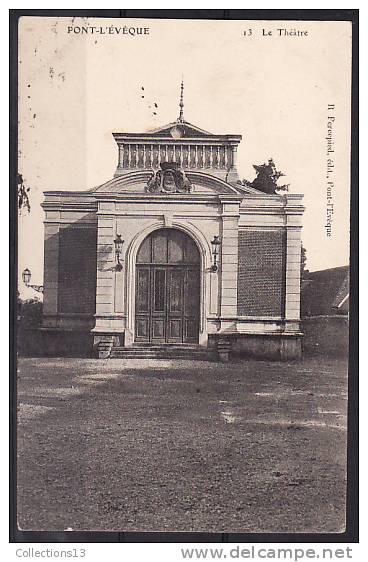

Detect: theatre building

[41,95,304,360]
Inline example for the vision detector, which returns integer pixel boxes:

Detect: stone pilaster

[42,223,60,319]
[92,203,121,336]
[284,203,303,333]
[219,197,241,332]
[226,144,239,184]
[118,144,124,167]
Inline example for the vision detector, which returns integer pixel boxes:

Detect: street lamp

[114,234,124,272]
[22,268,44,293]
[22,268,31,286]
[210,235,221,273]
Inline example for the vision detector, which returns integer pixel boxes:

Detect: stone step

[131,343,202,349]
[112,349,211,353]
[110,346,217,360]
[110,354,214,358]
[111,349,210,353]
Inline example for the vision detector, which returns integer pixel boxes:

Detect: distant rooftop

[301,265,349,317]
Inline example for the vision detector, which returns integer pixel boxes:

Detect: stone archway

[134,228,200,344]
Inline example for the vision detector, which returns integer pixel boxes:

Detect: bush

[18,298,43,329]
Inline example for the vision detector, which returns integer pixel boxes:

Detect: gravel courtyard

[17,357,347,533]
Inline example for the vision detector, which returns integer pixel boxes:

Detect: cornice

[112,134,242,144]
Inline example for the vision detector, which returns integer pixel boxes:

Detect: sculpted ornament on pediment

[146,162,192,194]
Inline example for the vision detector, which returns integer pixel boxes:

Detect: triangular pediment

[146,119,214,138]
[112,120,242,143]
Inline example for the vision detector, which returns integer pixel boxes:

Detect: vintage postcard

[15,14,354,535]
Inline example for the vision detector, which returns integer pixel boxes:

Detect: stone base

[209,333,302,360]
[93,333,124,358]
[225,166,239,184]
[232,334,302,360]
[20,329,94,357]
[217,337,231,362]
[27,329,302,361]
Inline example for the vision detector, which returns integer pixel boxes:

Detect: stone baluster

[231,145,238,168]
[195,146,198,168]
[217,146,220,169]
[128,144,131,168]
[224,146,229,169]
[148,145,152,167]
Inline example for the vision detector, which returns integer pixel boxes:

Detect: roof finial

[178,78,184,122]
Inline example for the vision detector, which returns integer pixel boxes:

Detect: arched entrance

[135,228,200,343]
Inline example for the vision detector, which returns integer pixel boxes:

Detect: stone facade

[41,117,304,360]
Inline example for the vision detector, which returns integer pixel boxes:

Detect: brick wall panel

[58,227,97,314]
[237,230,286,316]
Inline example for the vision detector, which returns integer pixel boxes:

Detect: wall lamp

[210,235,221,273]
[22,268,44,293]
[114,234,124,272]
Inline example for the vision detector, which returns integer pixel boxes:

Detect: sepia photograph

[13,12,356,537]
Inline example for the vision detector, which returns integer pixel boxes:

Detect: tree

[18,173,31,213]
[241,158,289,195]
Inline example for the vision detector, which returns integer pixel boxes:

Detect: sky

[18,17,352,299]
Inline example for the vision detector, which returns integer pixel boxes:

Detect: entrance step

[133,342,198,346]
[110,345,217,360]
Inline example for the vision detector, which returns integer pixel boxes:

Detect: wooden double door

[134,229,200,344]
